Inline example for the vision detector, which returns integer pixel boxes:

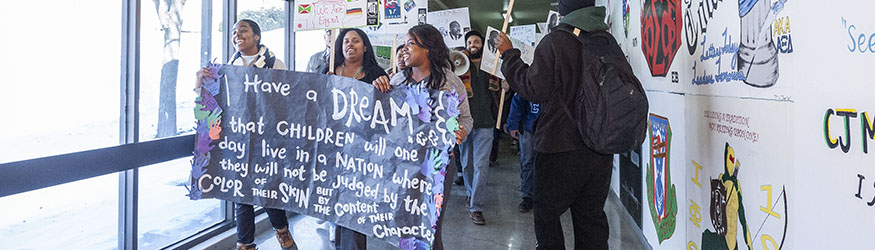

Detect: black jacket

[501,23,590,154]
[467,62,498,129]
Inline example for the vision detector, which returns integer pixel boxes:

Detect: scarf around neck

[230,45,277,69]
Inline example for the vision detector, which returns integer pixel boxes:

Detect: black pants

[335,154,458,250]
[533,148,612,250]
[235,204,288,244]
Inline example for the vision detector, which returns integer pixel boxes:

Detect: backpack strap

[553,25,594,136]
[554,24,591,46]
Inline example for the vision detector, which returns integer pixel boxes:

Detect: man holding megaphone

[453,30,501,226]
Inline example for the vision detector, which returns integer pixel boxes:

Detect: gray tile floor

[240,137,651,250]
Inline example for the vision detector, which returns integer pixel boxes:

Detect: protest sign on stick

[426,7,471,48]
[493,0,515,129]
[293,0,380,31]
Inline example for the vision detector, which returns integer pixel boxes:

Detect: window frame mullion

[119,0,141,249]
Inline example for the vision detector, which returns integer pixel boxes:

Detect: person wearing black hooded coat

[496,0,616,249]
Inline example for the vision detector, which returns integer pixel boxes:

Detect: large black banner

[189,65,460,249]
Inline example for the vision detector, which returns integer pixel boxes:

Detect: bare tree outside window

[155,0,185,138]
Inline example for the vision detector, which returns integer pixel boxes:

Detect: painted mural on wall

[683,0,792,99]
[788,5,875,244]
[822,106,875,208]
[689,143,789,250]
[797,102,875,248]
[623,0,631,38]
[685,96,791,250]
[638,91,688,249]
[640,0,683,77]
[647,114,679,243]
[619,0,875,248]
[772,16,792,54]
[736,0,786,88]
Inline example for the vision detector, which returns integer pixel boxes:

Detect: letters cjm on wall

[823,108,875,154]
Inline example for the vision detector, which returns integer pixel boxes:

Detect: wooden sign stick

[494,0,516,129]
[329,29,338,74]
[392,34,398,74]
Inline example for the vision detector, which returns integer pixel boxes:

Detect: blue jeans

[519,131,535,199]
[460,128,494,212]
[235,203,289,244]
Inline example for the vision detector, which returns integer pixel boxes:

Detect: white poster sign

[293,0,379,31]
[363,0,428,34]
[427,7,471,48]
[536,22,547,33]
[545,11,561,33]
[510,24,537,47]
[480,26,534,79]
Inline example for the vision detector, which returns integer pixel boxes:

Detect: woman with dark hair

[388,44,407,78]
[322,28,388,85]
[373,24,472,250]
[196,19,294,250]
[326,28,390,250]
[228,19,287,69]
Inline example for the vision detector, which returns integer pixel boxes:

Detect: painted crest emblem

[647,113,678,243]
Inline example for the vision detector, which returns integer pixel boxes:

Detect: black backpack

[556,25,649,154]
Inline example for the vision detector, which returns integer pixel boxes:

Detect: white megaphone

[449,51,470,76]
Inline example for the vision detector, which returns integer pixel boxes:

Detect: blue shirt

[506,93,540,133]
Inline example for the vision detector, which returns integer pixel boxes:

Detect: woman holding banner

[196,19,295,250]
[323,28,391,250]
[373,24,473,250]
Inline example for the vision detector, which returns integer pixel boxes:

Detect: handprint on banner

[202,63,223,96]
[209,119,222,140]
[439,145,450,170]
[405,86,432,122]
[198,94,220,112]
[420,148,443,175]
[205,107,223,129]
[444,89,462,118]
[399,237,429,250]
[195,131,215,154]
[194,97,210,120]
[187,152,210,200]
[434,193,444,210]
[445,117,460,135]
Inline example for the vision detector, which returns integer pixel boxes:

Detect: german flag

[346,8,363,16]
